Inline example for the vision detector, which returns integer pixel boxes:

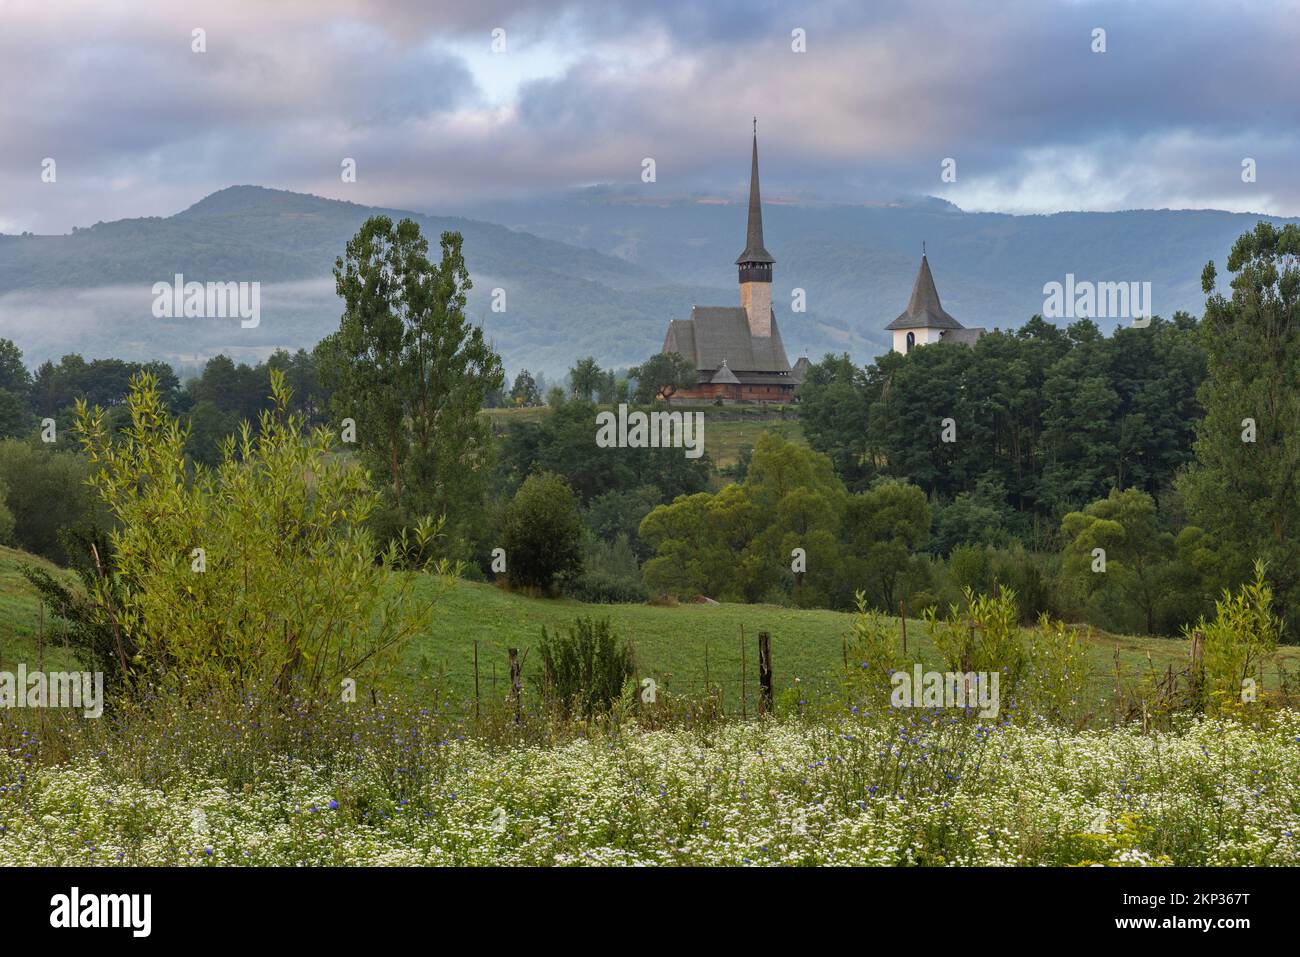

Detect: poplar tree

[1179,222,1300,631]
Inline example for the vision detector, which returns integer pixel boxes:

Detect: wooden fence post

[899,599,908,657]
[758,631,773,716]
[1189,629,1205,708]
[508,647,522,724]
[740,625,747,720]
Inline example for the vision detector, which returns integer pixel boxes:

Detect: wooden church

[659,125,797,402]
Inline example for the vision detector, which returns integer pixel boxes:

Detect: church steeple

[736,119,773,337]
[736,119,774,273]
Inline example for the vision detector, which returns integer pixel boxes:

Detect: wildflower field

[3,702,1298,867]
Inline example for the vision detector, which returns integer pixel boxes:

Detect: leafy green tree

[933,479,1019,554]
[0,389,29,439]
[0,439,103,563]
[1060,488,1173,635]
[501,472,584,592]
[631,352,695,405]
[1187,560,1282,711]
[0,338,30,396]
[569,356,603,401]
[318,217,504,552]
[184,400,239,467]
[0,339,32,437]
[796,353,871,486]
[843,480,931,611]
[494,397,708,506]
[1179,222,1300,633]
[744,432,848,606]
[510,369,541,406]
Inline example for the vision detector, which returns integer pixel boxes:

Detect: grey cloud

[1,0,1298,234]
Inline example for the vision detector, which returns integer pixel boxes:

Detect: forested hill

[1,184,1295,376]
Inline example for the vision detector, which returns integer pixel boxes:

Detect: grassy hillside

[6,541,1296,717]
[397,576,1300,716]
[0,546,82,674]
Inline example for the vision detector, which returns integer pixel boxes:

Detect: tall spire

[736,121,774,267]
[885,252,962,331]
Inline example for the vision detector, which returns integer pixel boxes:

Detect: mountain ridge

[1,185,1296,376]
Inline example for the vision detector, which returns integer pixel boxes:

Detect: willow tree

[75,370,453,706]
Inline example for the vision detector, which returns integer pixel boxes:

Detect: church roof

[886,254,963,330]
[941,327,985,345]
[735,132,774,265]
[790,356,811,384]
[663,306,792,375]
[710,360,741,384]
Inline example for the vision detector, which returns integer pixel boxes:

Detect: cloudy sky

[2,0,1298,234]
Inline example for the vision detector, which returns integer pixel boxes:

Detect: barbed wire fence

[386,631,1299,723]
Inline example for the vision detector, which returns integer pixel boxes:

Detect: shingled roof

[735,132,774,265]
[886,254,963,331]
[710,360,741,384]
[663,306,791,375]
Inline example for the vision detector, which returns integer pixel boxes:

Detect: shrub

[71,369,453,707]
[1023,614,1091,724]
[1186,559,1282,712]
[925,587,1026,695]
[842,590,904,708]
[501,472,584,592]
[536,616,635,718]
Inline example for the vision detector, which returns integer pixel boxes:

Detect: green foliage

[842,480,931,611]
[925,587,1025,695]
[841,590,904,708]
[501,472,584,592]
[536,616,635,718]
[19,524,132,692]
[801,316,1204,553]
[317,216,504,555]
[932,479,1021,554]
[1180,222,1300,636]
[510,369,542,406]
[571,534,647,604]
[0,478,13,544]
[73,369,451,705]
[1059,488,1174,634]
[640,434,931,610]
[1187,560,1283,711]
[568,356,603,401]
[1023,615,1091,724]
[0,439,104,564]
[796,353,871,486]
[948,543,989,594]
[630,352,695,404]
[493,397,709,507]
